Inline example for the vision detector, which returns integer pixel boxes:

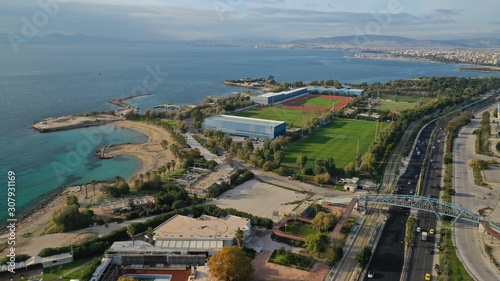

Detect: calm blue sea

[1,42,499,220]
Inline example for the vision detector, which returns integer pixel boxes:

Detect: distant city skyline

[1,0,499,42]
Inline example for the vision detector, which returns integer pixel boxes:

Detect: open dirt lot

[208,179,306,221]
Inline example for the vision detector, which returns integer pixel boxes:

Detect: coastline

[345,56,500,71]
[0,120,177,256]
[106,120,178,179]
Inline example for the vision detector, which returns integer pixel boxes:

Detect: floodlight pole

[357,137,361,155]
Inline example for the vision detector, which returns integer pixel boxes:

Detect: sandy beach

[0,120,178,257]
[107,120,177,178]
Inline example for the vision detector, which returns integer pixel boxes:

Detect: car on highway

[408,180,412,185]
[427,249,433,254]
[425,273,431,280]
[430,229,435,234]
[368,271,374,278]
[410,189,414,194]
[402,219,407,224]
[415,174,418,178]
[416,227,421,232]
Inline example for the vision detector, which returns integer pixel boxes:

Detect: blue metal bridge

[357,194,500,230]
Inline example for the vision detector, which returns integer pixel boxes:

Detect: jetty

[109,93,151,109]
[32,114,122,133]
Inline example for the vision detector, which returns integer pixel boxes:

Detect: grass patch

[373,100,418,111]
[280,221,318,237]
[478,207,493,216]
[290,96,338,108]
[379,94,433,104]
[236,107,322,127]
[440,227,474,281]
[283,119,387,168]
[471,166,491,189]
[484,243,500,269]
[269,248,316,271]
[42,256,95,280]
[260,180,309,194]
[41,221,55,235]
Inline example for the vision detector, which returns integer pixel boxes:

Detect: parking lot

[208,179,306,220]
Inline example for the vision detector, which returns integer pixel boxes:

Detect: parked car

[416,227,421,232]
[368,271,374,278]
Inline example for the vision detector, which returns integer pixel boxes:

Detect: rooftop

[205,114,285,126]
[259,88,306,98]
[155,214,250,241]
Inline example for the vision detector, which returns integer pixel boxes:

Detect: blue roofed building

[202,115,286,140]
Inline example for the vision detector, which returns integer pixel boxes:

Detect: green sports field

[235,107,323,127]
[283,119,388,168]
[290,97,336,108]
[379,94,434,104]
[372,100,418,111]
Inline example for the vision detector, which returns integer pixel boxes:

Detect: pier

[32,114,122,133]
[109,93,151,109]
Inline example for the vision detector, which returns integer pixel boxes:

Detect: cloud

[435,9,465,15]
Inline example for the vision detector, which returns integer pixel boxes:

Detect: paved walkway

[330,198,358,239]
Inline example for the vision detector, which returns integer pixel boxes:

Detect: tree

[208,246,254,281]
[65,195,80,207]
[355,246,373,267]
[315,173,331,184]
[323,157,336,177]
[312,211,337,231]
[115,175,124,183]
[145,227,156,244]
[273,150,285,166]
[166,162,172,173]
[325,245,343,265]
[225,153,233,166]
[90,179,97,196]
[127,225,136,245]
[235,228,244,247]
[145,172,151,181]
[128,198,135,210]
[171,160,176,170]
[304,233,330,254]
[296,155,308,175]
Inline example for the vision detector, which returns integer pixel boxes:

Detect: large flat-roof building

[250,88,308,105]
[202,115,286,140]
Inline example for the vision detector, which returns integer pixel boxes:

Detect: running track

[282,95,353,111]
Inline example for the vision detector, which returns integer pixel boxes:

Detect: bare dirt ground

[208,179,306,220]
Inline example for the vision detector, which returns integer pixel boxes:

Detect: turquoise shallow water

[0,42,499,221]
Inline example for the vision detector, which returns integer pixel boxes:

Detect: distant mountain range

[1,33,500,49]
[197,35,500,49]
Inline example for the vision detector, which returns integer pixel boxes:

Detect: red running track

[282,95,353,111]
[272,216,313,242]
[482,220,500,240]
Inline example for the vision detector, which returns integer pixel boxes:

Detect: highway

[364,120,436,280]
[453,104,500,280]
[406,121,446,280]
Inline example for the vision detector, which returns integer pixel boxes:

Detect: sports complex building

[202,115,286,140]
[250,88,308,104]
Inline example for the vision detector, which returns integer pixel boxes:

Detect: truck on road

[422,231,428,241]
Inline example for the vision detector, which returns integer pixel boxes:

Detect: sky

[1,0,499,42]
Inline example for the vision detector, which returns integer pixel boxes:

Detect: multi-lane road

[364,120,436,280]
[406,121,447,280]
[453,104,500,280]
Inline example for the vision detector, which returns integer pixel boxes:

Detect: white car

[368,271,375,278]
[416,227,421,232]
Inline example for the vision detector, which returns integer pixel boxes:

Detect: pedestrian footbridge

[358,194,500,237]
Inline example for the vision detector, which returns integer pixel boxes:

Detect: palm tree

[115,175,124,183]
[145,227,156,245]
[235,228,244,247]
[171,160,176,170]
[139,174,144,183]
[127,225,136,245]
[166,162,171,173]
[90,179,97,196]
[133,179,140,189]
[145,172,151,181]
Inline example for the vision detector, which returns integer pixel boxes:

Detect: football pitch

[235,107,323,127]
[283,119,388,168]
[289,96,336,108]
[372,100,418,111]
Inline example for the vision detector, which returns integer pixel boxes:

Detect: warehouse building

[250,88,308,105]
[202,115,286,140]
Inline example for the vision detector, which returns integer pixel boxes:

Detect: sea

[1,42,499,221]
